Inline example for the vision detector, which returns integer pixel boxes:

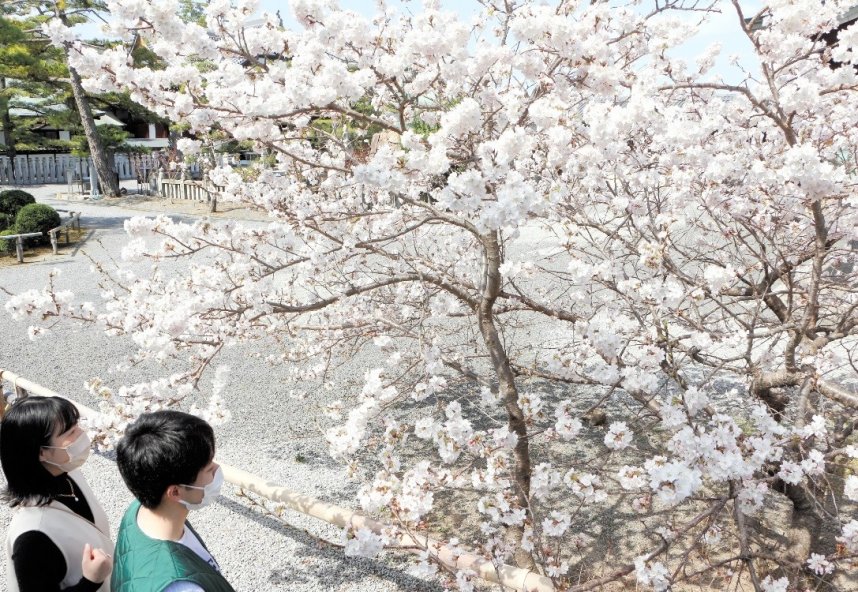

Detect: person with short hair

[112,410,235,592]
[1,396,114,591]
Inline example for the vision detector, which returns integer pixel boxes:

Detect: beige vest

[5,469,113,591]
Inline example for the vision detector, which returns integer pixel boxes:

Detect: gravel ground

[0,183,456,592]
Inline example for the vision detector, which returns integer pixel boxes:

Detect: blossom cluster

[10,0,858,590]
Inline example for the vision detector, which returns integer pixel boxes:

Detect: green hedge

[15,203,61,246]
[0,190,36,218]
[0,229,16,255]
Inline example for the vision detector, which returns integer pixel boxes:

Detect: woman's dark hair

[0,396,80,507]
[116,410,215,508]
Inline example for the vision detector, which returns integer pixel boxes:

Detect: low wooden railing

[0,231,45,263]
[48,212,82,255]
[0,212,82,263]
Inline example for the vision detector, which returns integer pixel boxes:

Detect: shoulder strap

[183,521,212,554]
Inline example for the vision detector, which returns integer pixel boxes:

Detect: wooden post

[15,236,23,263]
[50,230,58,255]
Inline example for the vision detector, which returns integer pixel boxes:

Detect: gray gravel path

[0,183,453,592]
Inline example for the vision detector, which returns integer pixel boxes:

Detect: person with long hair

[1,396,113,591]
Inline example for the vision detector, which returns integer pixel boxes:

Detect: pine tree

[2,0,120,195]
[0,14,67,162]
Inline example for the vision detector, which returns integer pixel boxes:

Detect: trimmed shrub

[0,190,36,218]
[0,229,16,255]
[14,203,61,246]
[0,212,13,231]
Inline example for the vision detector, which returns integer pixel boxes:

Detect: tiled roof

[841,5,858,25]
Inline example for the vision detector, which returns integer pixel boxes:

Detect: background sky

[77,0,764,83]
[250,0,763,82]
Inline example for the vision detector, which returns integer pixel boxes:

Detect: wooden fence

[158,178,219,201]
[156,177,223,212]
[0,154,203,186]
[0,154,133,185]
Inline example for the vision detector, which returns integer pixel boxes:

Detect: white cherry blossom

[14,0,858,588]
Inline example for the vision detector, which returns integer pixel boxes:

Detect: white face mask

[179,466,224,511]
[42,432,91,473]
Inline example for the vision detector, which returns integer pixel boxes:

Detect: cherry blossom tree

[8,0,858,589]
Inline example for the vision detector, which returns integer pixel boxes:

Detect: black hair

[116,410,215,508]
[0,396,81,507]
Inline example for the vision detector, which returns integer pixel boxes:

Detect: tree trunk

[52,5,120,197]
[65,64,119,197]
[477,231,533,567]
[0,77,17,163]
[168,126,180,151]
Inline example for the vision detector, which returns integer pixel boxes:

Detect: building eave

[840,5,858,26]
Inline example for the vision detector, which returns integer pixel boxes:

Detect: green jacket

[111,499,236,592]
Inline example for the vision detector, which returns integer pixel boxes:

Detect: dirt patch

[57,192,270,222]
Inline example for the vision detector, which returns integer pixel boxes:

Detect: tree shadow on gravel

[79,216,133,232]
[262,439,341,469]
[216,496,445,591]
